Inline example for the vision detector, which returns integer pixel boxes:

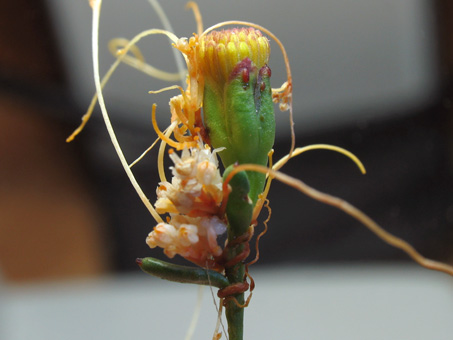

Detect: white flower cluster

[146,214,226,262]
[146,143,227,266]
[154,144,224,216]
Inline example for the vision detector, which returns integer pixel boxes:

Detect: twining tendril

[253,144,366,220]
[223,164,453,277]
[89,0,164,224]
[151,104,198,150]
[66,27,180,143]
[248,199,271,268]
[186,1,203,36]
[157,122,177,183]
[108,38,184,81]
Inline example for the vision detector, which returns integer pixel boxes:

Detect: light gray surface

[46,0,438,135]
[3,265,453,339]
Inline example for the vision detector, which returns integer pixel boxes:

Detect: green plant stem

[223,167,254,340]
[224,245,246,340]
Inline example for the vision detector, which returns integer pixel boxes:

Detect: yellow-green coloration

[201,28,275,204]
[198,28,271,84]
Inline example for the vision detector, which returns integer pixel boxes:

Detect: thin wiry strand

[90,0,163,224]
[108,38,184,81]
[149,84,185,95]
[158,122,177,183]
[212,300,225,340]
[66,50,121,142]
[128,122,174,169]
[186,1,204,36]
[184,285,204,340]
[151,104,198,150]
[237,271,255,309]
[144,0,188,190]
[248,199,271,267]
[254,144,365,221]
[148,85,189,126]
[274,144,366,173]
[252,149,274,221]
[147,0,187,84]
[148,85,201,150]
[129,135,161,168]
[67,27,181,142]
[206,266,228,340]
[108,0,188,82]
[149,85,191,127]
[223,164,453,277]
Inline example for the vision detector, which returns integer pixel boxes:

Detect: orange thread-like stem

[223,164,453,277]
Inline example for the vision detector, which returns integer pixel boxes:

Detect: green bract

[204,58,275,204]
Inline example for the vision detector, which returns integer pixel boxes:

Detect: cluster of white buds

[154,143,224,216]
[146,142,227,266]
[146,214,226,264]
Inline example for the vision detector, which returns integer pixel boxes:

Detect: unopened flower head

[199,28,275,203]
[198,27,270,84]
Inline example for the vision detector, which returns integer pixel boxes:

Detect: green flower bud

[199,28,275,203]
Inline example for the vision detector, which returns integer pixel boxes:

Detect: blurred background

[1,0,453,280]
[1,0,453,338]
